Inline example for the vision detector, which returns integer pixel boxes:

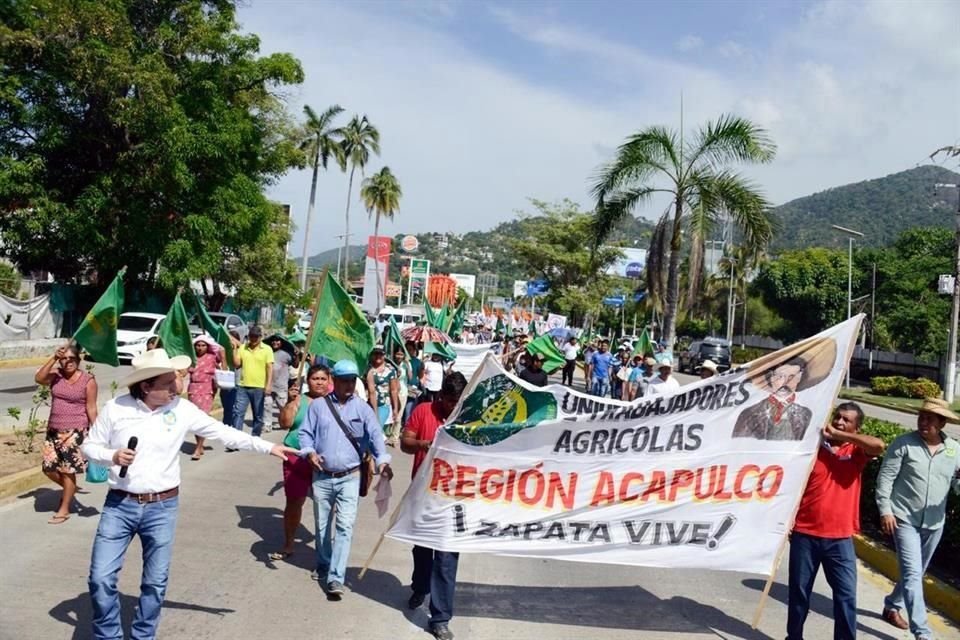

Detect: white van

[377,306,423,332]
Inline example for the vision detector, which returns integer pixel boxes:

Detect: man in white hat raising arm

[876,397,960,639]
[81,349,295,640]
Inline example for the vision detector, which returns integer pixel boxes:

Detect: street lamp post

[334,233,351,282]
[935,182,960,402]
[831,225,864,388]
[725,257,737,344]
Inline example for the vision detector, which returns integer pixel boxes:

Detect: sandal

[191,453,202,461]
[268,550,293,561]
[48,514,70,525]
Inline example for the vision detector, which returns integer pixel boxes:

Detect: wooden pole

[295,267,328,383]
[359,477,415,580]
[750,315,864,629]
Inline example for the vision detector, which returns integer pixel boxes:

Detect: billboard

[361,236,391,313]
[606,247,647,279]
[513,280,527,298]
[450,273,477,298]
[407,258,431,305]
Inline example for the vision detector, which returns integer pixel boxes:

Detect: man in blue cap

[298,358,393,598]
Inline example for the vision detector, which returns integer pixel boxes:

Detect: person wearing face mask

[35,342,99,524]
[81,349,294,640]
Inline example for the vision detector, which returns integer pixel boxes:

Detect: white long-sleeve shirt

[81,394,274,494]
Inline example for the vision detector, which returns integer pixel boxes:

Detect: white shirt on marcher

[81,394,273,494]
[647,375,681,395]
[563,344,579,360]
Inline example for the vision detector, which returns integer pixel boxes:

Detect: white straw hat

[122,349,192,388]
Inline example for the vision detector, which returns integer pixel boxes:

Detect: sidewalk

[1,430,957,640]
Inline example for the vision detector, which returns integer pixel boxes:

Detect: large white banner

[362,236,391,313]
[387,317,861,575]
[450,343,497,381]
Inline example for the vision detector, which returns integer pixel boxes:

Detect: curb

[0,407,226,503]
[853,534,960,624]
[0,466,51,502]
[0,356,48,370]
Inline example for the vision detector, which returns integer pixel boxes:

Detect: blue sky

[237,0,960,257]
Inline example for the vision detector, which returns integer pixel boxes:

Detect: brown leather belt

[109,487,180,504]
[322,466,359,479]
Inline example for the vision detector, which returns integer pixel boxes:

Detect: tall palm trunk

[373,210,382,311]
[662,197,684,348]
[342,166,356,285]
[300,148,320,290]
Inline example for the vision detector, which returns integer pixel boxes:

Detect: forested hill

[771,165,960,249]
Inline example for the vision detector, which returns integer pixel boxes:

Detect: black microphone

[119,436,138,478]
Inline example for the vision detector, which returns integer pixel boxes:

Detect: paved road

[2,428,957,640]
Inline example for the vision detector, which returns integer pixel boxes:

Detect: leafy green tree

[339,115,380,284]
[508,199,623,325]
[753,248,853,341]
[0,262,20,297]
[360,166,402,310]
[298,104,345,290]
[592,115,776,347]
[0,0,303,296]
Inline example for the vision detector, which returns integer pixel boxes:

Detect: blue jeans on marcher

[312,471,360,586]
[220,387,237,427]
[884,520,944,638]
[412,545,460,626]
[787,532,857,640]
[591,376,610,398]
[232,386,265,436]
[88,492,179,640]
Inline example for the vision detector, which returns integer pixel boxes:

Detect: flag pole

[750,315,864,629]
[359,479,416,580]
[295,267,328,383]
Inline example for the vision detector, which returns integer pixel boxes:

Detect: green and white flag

[308,272,375,369]
[158,292,196,365]
[73,269,125,366]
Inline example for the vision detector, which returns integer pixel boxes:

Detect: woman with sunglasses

[34,343,98,524]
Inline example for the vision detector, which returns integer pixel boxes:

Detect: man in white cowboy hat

[877,397,960,639]
[699,359,719,379]
[81,349,295,640]
[647,355,681,395]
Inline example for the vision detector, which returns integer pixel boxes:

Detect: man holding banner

[401,372,469,640]
[787,402,884,640]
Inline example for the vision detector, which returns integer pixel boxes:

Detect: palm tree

[360,167,402,310]
[340,115,381,284]
[298,104,346,290]
[592,114,776,347]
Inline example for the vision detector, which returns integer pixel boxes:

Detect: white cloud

[675,35,704,52]
[238,0,960,259]
[716,40,746,59]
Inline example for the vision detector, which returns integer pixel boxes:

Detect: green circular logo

[447,374,557,446]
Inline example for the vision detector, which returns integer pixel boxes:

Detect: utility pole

[869,263,876,370]
[831,225,864,388]
[726,257,737,344]
[936,183,960,402]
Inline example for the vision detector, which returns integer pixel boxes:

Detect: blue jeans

[312,471,360,585]
[88,492,179,640]
[232,386,265,436]
[885,520,944,638]
[787,532,857,640]
[591,377,610,398]
[220,387,236,427]
[412,545,460,626]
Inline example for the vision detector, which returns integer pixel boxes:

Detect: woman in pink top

[34,343,98,524]
[187,336,223,460]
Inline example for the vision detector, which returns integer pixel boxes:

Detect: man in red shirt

[400,372,468,640]
[787,402,885,640]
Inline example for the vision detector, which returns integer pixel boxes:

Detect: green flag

[73,269,125,366]
[307,272,375,369]
[285,328,307,344]
[632,328,653,359]
[190,291,234,370]
[495,316,504,336]
[528,319,538,338]
[447,301,465,337]
[214,324,235,371]
[424,340,456,361]
[158,292,196,365]
[525,335,565,374]
[383,316,410,362]
[424,301,438,328]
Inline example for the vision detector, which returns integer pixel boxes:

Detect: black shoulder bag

[324,396,375,497]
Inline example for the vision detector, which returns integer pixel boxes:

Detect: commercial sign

[450,273,477,299]
[513,280,527,298]
[407,258,431,305]
[603,294,626,307]
[387,318,859,575]
[526,279,549,297]
[401,235,420,253]
[361,236,391,313]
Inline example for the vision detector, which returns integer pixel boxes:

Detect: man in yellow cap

[876,398,960,638]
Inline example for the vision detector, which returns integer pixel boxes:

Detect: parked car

[116,312,166,362]
[377,306,423,333]
[188,312,249,342]
[297,311,312,332]
[679,337,732,373]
